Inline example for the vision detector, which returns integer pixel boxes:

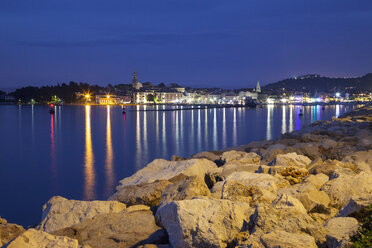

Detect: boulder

[53,209,168,248]
[293,142,321,160]
[159,175,211,205]
[0,218,25,246]
[210,181,224,199]
[321,171,372,209]
[338,194,372,218]
[260,230,317,248]
[137,245,170,248]
[272,194,307,214]
[204,167,223,188]
[302,173,329,189]
[38,196,126,233]
[221,151,261,165]
[266,143,287,151]
[324,217,359,248]
[249,205,327,245]
[4,228,78,248]
[309,159,357,176]
[225,171,279,194]
[192,151,221,162]
[344,150,372,171]
[272,152,311,168]
[115,158,217,189]
[268,166,309,185]
[157,197,252,248]
[221,180,275,205]
[109,180,170,207]
[220,163,261,178]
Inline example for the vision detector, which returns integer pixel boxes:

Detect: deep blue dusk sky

[1,0,372,89]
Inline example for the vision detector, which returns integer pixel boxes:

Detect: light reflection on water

[0,103,360,226]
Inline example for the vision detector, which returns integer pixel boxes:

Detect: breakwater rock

[2,105,372,248]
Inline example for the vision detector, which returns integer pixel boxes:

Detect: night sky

[1,0,372,89]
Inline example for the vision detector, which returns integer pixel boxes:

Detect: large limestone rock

[321,171,372,209]
[338,194,372,218]
[302,173,329,189]
[159,175,211,205]
[320,139,338,150]
[309,159,357,176]
[116,158,217,189]
[192,151,221,162]
[272,194,307,214]
[4,228,78,248]
[53,209,168,248]
[293,142,321,160]
[221,180,275,205]
[109,180,170,207]
[157,197,252,248]
[221,151,261,165]
[260,230,317,248]
[0,217,25,247]
[249,205,327,245]
[272,152,311,168]
[220,163,261,178]
[39,196,126,233]
[225,171,279,194]
[343,150,372,171]
[268,165,309,185]
[324,217,359,248]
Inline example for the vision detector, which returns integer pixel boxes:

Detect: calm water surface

[0,104,357,226]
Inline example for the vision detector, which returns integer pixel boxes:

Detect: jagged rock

[338,194,372,218]
[221,151,261,165]
[38,196,126,233]
[126,204,151,212]
[4,228,78,248]
[204,167,223,188]
[260,230,317,248]
[159,175,211,205]
[225,171,279,194]
[321,171,372,209]
[302,173,329,189]
[53,209,168,248]
[266,143,287,151]
[220,163,261,178]
[261,148,287,164]
[343,150,372,171]
[221,180,275,205]
[249,205,327,245]
[309,159,357,176]
[192,151,221,162]
[115,159,217,189]
[137,245,170,248]
[157,197,252,248]
[324,217,359,248]
[268,166,309,184]
[109,179,171,207]
[0,218,25,246]
[272,194,307,214]
[272,152,311,168]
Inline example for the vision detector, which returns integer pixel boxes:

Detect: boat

[49,104,55,114]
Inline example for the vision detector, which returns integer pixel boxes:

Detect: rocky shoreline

[1,105,372,248]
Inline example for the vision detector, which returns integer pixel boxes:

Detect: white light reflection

[105,106,114,197]
[335,105,340,118]
[135,105,142,170]
[222,108,226,147]
[281,105,286,134]
[213,108,217,150]
[266,104,274,140]
[83,105,95,200]
[289,105,294,133]
[233,108,237,146]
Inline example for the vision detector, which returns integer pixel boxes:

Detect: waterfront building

[256,81,261,93]
[133,88,183,104]
[95,95,131,104]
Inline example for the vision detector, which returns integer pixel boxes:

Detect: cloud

[14,31,232,48]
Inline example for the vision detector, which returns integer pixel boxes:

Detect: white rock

[157,197,252,248]
[324,217,359,248]
[303,173,329,189]
[116,158,217,189]
[39,196,126,233]
[4,228,78,248]
[272,152,312,168]
[221,151,261,165]
[338,194,372,217]
[225,171,279,194]
[272,194,307,214]
[260,230,317,248]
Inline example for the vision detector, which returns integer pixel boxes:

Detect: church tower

[256,81,261,93]
[132,67,142,90]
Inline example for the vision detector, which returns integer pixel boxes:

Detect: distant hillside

[263,73,372,92]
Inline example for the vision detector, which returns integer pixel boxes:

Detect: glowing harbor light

[281,98,288,103]
[267,98,274,104]
[335,92,341,98]
[106,95,110,98]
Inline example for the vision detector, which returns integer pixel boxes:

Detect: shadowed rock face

[38,196,126,233]
[0,217,25,247]
[53,210,168,248]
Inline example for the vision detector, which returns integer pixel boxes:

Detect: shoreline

[1,104,371,247]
